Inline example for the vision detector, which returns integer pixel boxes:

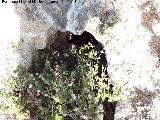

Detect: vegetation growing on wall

[7,43,121,119]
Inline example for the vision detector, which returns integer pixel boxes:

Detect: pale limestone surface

[0,0,160,119]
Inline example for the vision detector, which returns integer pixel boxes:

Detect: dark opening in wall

[27,30,116,120]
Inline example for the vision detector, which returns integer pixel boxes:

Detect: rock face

[14,0,118,68]
[1,0,160,119]
[104,0,160,119]
[66,0,118,34]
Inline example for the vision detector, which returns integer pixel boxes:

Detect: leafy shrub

[8,43,120,119]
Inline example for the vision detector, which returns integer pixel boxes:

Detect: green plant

[7,43,121,119]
